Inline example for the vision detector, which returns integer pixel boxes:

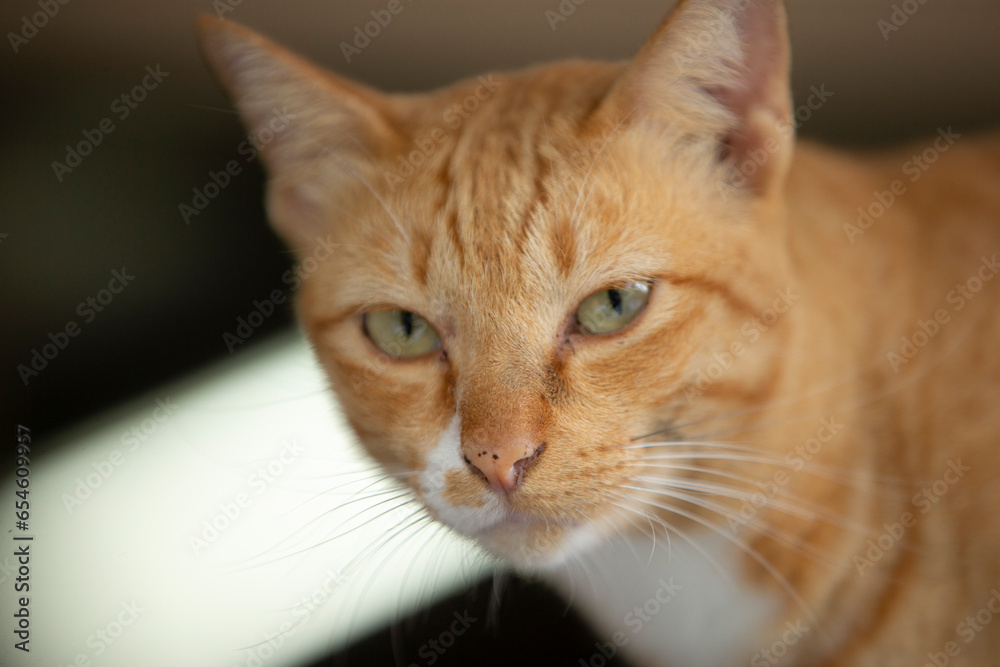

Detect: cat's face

[200,0,795,569]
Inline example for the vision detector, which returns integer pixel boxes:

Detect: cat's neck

[781,132,1000,484]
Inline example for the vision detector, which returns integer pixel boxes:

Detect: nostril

[511,443,545,482]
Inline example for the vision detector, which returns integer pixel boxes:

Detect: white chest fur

[542,531,781,667]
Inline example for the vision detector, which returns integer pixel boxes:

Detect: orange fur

[199,2,1000,663]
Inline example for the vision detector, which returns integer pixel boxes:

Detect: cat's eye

[363,309,441,358]
[576,282,651,335]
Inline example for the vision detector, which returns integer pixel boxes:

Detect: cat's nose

[462,439,544,494]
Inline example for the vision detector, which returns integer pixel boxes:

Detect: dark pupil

[400,311,414,339]
[608,289,623,315]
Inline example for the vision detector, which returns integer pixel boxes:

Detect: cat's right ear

[595,0,793,200]
[197,17,400,252]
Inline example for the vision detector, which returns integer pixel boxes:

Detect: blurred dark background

[1,1,998,664]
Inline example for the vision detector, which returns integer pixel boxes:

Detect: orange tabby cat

[198,1,1000,664]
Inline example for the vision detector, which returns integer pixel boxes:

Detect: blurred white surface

[2,332,490,667]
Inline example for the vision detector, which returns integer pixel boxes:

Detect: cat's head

[199,0,798,569]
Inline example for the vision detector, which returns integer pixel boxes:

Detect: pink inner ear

[267,178,329,252]
[701,0,792,192]
[716,0,789,117]
[709,74,779,166]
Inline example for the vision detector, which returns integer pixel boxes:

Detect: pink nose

[463,441,544,493]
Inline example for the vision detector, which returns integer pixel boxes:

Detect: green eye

[576,282,650,335]
[364,309,441,358]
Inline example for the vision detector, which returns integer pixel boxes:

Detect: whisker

[631,446,900,489]
[394,521,455,629]
[279,467,401,517]
[619,491,825,639]
[638,442,912,493]
[632,473,822,523]
[606,495,736,592]
[338,513,437,645]
[231,495,422,571]
[624,483,848,572]
[627,465,872,535]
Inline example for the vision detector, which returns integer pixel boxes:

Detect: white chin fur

[418,414,604,569]
[418,415,507,535]
[479,517,608,571]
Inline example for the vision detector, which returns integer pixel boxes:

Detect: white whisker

[619,490,825,639]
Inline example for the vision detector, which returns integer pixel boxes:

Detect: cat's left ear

[197,17,401,252]
[599,0,793,199]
